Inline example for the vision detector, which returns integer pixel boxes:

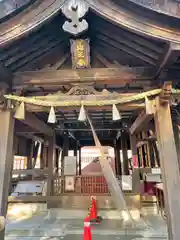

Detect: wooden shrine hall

[1,0,180,239]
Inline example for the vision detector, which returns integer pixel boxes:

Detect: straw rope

[4,88,180,107]
[4,89,162,107]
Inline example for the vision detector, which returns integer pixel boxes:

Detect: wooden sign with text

[70,39,90,69]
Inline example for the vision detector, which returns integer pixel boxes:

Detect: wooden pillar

[43,145,48,168]
[47,135,55,208]
[114,139,122,176]
[27,139,33,169]
[173,124,180,171]
[154,96,180,240]
[61,134,69,176]
[114,145,118,176]
[61,134,69,193]
[74,143,78,175]
[32,142,40,168]
[152,141,160,167]
[0,111,14,239]
[149,141,155,168]
[121,132,129,175]
[40,143,45,169]
[130,134,140,194]
[79,147,82,175]
[55,148,59,172]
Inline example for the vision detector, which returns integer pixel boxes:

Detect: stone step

[5,215,168,239]
[5,228,168,239]
[5,233,169,240]
[47,208,140,220]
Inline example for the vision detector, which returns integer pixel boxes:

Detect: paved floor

[5,207,168,240]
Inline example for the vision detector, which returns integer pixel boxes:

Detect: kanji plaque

[70,39,90,69]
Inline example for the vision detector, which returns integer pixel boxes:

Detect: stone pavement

[5,207,168,240]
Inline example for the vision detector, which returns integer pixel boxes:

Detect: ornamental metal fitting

[62,0,89,36]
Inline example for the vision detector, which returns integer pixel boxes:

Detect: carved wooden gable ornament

[62,0,89,36]
[70,39,90,69]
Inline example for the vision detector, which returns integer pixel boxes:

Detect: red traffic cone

[89,197,102,223]
[83,217,92,240]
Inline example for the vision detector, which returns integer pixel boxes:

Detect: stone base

[47,194,141,210]
[46,208,140,220]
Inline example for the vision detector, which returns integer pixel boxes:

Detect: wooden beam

[154,96,180,239]
[20,112,53,137]
[13,67,153,88]
[115,139,122,176]
[96,34,156,65]
[95,51,113,67]
[12,168,48,176]
[12,39,67,71]
[173,124,180,172]
[78,147,81,175]
[26,103,145,113]
[0,111,14,239]
[0,63,12,84]
[95,27,159,61]
[130,111,154,135]
[155,43,180,79]
[121,132,129,175]
[6,32,66,66]
[47,135,55,208]
[130,135,140,194]
[91,16,162,54]
[50,53,69,70]
[26,139,33,169]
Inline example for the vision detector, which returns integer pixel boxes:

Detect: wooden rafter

[11,40,68,72]
[26,103,144,113]
[94,27,159,61]
[95,34,156,65]
[0,0,65,46]
[87,0,180,43]
[154,42,180,79]
[20,112,54,137]
[130,111,154,135]
[13,67,153,88]
[49,53,70,70]
[5,32,67,67]
[91,17,162,54]
[95,51,113,67]
[0,63,12,86]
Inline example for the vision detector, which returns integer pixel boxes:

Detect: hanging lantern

[78,105,86,121]
[14,102,25,120]
[48,106,56,123]
[112,104,121,121]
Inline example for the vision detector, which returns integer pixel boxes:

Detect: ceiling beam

[13,67,153,88]
[50,53,70,70]
[130,111,154,135]
[0,63,12,86]
[90,17,162,54]
[94,27,159,61]
[26,103,145,113]
[95,51,113,67]
[19,112,54,137]
[0,22,65,62]
[154,43,180,79]
[11,39,67,72]
[95,34,156,65]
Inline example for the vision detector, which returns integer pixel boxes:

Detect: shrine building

[1,0,180,239]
